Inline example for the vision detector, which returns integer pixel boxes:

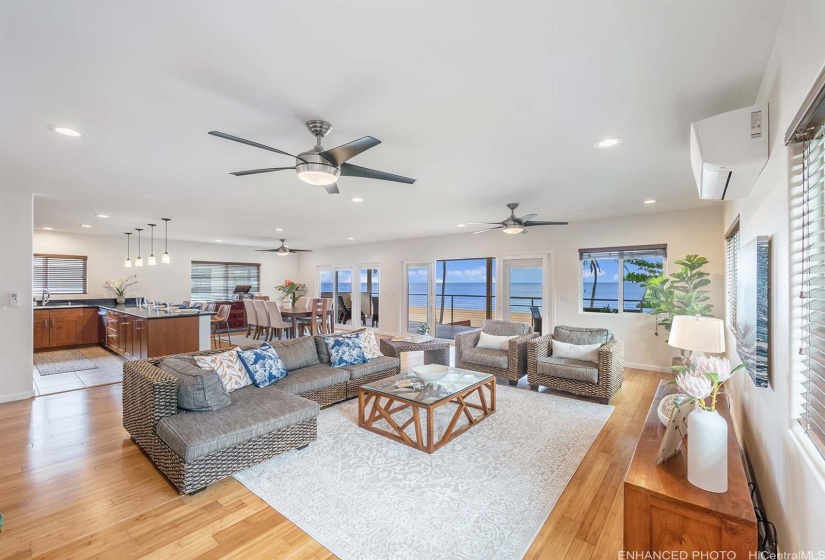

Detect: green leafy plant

[641,254,713,332]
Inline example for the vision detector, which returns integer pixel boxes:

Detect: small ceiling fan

[209,120,416,194]
[255,239,312,257]
[469,203,568,234]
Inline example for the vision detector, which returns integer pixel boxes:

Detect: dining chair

[337,295,352,325]
[182,300,190,308]
[211,305,232,348]
[298,298,328,336]
[265,300,293,341]
[203,303,217,313]
[295,296,309,308]
[371,296,379,328]
[243,298,258,337]
[252,299,271,340]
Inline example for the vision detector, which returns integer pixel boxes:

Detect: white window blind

[800,124,825,458]
[33,254,88,294]
[191,261,260,301]
[725,219,740,331]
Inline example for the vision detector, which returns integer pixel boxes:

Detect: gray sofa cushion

[271,363,349,395]
[482,319,532,337]
[462,347,508,369]
[339,356,400,380]
[553,326,611,346]
[159,357,231,412]
[270,336,320,371]
[314,330,366,363]
[156,386,318,462]
[537,356,599,384]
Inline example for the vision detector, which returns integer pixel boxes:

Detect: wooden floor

[0,351,666,559]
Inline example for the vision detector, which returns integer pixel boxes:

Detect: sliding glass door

[360,266,379,328]
[405,263,433,334]
[502,258,543,328]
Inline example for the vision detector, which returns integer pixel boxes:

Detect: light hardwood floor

[0,350,666,559]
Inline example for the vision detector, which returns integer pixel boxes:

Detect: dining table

[279,304,335,337]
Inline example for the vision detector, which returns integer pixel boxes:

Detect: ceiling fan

[255,239,312,257]
[209,120,416,194]
[469,203,568,235]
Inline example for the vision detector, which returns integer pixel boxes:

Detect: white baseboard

[0,390,35,403]
[625,362,672,374]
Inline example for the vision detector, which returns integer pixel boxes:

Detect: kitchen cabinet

[34,308,97,350]
[102,307,202,360]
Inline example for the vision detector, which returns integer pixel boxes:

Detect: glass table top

[360,368,492,406]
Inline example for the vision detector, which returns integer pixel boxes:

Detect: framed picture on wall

[736,235,770,388]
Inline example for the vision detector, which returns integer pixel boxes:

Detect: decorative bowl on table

[657,393,689,426]
[412,364,449,383]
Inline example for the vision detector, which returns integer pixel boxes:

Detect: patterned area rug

[34,350,97,375]
[236,385,613,560]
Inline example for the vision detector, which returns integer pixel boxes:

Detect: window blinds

[33,254,88,294]
[190,261,260,301]
[725,220,740,331]
[800,125,825,458]
[579,244,667,261]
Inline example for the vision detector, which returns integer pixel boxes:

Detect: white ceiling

[1,1,785,249]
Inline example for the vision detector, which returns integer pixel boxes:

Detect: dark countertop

[34,304,97,310]
[98,305,216,320]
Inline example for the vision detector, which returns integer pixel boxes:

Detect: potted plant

[275,279,306,307]
[641,254,714,335]
[104,275,138,304]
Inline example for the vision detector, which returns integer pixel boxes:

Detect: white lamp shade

[668,315,726,353]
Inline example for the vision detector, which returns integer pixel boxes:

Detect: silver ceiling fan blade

[323,183,340,194]
[467,222,504,225]
[340,163,416,184]
[523,220,569,226]
[287,248,313,253]
[319,136,381,167]
[472,227,502,235]
[518,213,537,222]
[230,167,295,176]
[520,228,530,234]
[208,131,307,163]
[255,249,282,252]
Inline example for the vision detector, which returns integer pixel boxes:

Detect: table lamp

[668,315,726,366]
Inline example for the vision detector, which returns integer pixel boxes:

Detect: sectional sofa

[122,331,400,494]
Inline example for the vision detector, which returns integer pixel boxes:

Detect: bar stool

[253,299,270,340]
[243,298,258,337]
[211,304,232,348]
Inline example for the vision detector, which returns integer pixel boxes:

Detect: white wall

[0,189,35,402]
[33,231,300,303]
[723,1,825,554]
[296,205,724,371]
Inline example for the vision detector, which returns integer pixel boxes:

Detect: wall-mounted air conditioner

[689,104,769,200]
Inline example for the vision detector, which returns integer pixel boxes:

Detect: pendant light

[147,223,157,266]
[135,228,144,267]
[124,232,133,268]
[161,218,171,264]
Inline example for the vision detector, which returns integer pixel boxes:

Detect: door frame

[496,252,555,335]
[401,261,434,335]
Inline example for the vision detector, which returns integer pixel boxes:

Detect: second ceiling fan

[255,239,311,257]
[209,120,416,194]
[469,203,568,234]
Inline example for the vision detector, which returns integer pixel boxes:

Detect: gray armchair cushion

[270,363,349,394]
[553,325,611,346]
[462,347,509,369]
[339,356,400,380]
[270,336,320,371]
[537,356,599,384]
[156,386,318,462]
[159,357,231,412]
[482,319,532,337]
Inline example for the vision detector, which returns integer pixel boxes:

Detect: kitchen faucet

[41,288,50,306]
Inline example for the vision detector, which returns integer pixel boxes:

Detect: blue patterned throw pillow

[326,334,368,368]
[237,342,289,387]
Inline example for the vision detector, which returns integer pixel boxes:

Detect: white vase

[116,296,126,304]
[687,407,728,493]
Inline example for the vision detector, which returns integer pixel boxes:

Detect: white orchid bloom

[693,356,737,383]
[675,371,713,401]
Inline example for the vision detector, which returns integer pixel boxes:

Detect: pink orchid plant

[671,356,746,412]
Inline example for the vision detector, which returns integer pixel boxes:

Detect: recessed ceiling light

[351,197,364,203]
[347,237,355,241]
[594,137,623,148]
[81,224,92,228]
[457,224,466,227]
[275,228,284,232]
[42,227,53,231]
[50,126,83,137]
[643,199,657,205]
[96,214,109,218]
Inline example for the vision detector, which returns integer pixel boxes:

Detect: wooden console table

[623,381,757,557]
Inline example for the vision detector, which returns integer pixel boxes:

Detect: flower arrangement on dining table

[104,275,138,297]
[275,280,306,306]
[671,356,746,412]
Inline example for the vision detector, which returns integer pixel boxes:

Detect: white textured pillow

[476,331,515,351]
[360,329,382,359]
[552,340,601,362]
[195,348,252,392]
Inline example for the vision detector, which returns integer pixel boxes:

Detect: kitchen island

[99,306,215,360]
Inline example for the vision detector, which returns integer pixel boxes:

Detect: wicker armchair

[455,319,537,385]
[528,325,624,404]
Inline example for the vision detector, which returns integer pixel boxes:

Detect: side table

[379,338,451,366]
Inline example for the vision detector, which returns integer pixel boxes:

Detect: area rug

[34,350,97,375]
[235,385,613,560]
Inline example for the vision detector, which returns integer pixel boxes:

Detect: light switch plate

[10,292,19,307]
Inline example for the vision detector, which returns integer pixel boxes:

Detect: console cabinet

[34,308,99,350]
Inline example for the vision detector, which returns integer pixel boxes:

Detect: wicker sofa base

[299,382,348,407]
[345,366,401,398]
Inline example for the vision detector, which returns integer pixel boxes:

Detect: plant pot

[687,407,728,493]
[116,296,126,304]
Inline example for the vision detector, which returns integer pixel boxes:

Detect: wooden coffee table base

[358,377,496,453]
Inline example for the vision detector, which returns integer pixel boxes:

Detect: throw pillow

[194,348,252,392]
[237,342,289,387]
[476,331,515,351]
[325,334,368,368]
[360,329,382,359]
[159,357,231,412]
[552,340,601,362]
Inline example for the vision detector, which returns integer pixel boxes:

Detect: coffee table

[379,337,451,366]
[357,368,495,453]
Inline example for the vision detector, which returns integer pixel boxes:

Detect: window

[190,261,260,301]
[434,257,495,339]
[725,218,741,330]
[579,245,666,313]
[33,254,87,294]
